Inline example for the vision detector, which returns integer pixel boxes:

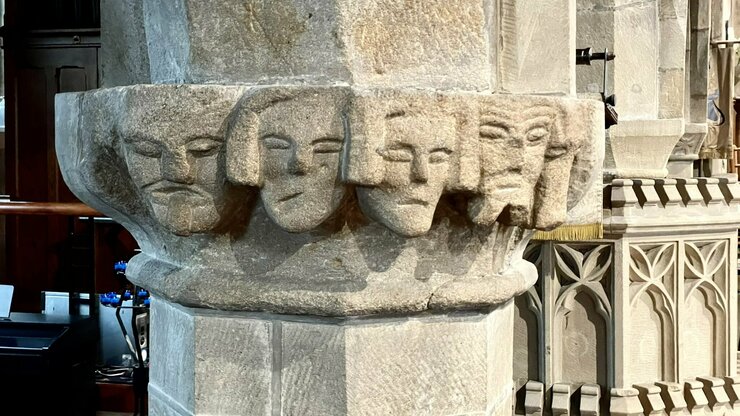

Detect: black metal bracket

[576,47,618,129]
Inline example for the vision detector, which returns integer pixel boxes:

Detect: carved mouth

[400,198,430,207]
[279,192,304,203]
[497,184,520,191]
[148,185,204,199]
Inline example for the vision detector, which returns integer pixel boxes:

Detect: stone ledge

[604,177,740,233]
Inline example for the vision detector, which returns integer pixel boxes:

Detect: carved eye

[526,127,550,144]
[428,148,452,164]
[262,136,291,150]
[129,140,161,157]
[480,125,508,141]
[546,145,568,159]
[186,137,222,157]
[378,147,413,162]
[312,138,343,154]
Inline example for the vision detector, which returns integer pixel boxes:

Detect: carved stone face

[122,133,226,236]
[257,96,345,232]
[357,114,455,236]
[469,106,556,226]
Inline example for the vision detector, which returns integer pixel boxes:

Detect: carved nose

[508,136,524,148]
[411,158,429,183]
[289,149,312,175]
[161,151,194,184]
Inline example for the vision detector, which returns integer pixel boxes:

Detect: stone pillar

[56,1,603,414]
[577,0,689,179]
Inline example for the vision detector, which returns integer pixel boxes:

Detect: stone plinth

[149,297,514,416]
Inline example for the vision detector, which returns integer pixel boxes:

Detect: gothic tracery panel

[552,244,612,386]
[513,242,544,386]
[627,243,677,384]
[682,240,730,378]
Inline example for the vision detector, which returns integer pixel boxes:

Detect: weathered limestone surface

[499,0,575,94]
[56,85,603,316]
[149,297,515,416]
[101,0,150,87]
[142,0,492,90]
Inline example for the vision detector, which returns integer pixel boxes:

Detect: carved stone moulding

[605,119,685,179]
[667,122,708,178]
[56,84,603,316]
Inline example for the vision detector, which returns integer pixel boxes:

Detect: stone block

[523,381,544,416]
[500,0,574,94]
[696,376,732,415]
[675,179,705,207]
[722,376,740,413]
[610,179,640,216]
[634,383,667,416]
[614,2,659,119]
[654,179,684,208]
[101,0,151,87]
[551,383,571,416]
[149,297,515,416]
[143,0,349,85]
[610,388,644,416]
[580,384,602,416]
[575,9,615,95]
[149,298,273,416]
[606,119,684,179]
[659,15,688,70]
[659,68,686,119]
[632,179,662,209]
[684,379,711,415]
[338,0,491,90]
[149,296,196,412]
[655,381,689,416]
[142,0,491,89]
[696,178,725,207]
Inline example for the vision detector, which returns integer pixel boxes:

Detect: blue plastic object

[114,261,127,273]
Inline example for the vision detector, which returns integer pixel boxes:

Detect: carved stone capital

[56,85,603,315]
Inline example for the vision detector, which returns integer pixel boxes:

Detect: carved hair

[225,87,350,187]
[344,91,479,191]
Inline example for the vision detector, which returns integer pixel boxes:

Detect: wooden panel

[4,30,101,310]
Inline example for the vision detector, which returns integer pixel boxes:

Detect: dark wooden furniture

[1,0,138,312]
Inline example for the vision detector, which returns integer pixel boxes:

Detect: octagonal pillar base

[149,297,515,416]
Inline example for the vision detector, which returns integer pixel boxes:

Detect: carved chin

[380,213,434,237]
[268,213,329,233]
[151,202,219,236]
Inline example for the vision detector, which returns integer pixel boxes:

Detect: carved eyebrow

[186,134,223,142]
[522,116,554,130]
[431,147,453,154]
[384,142,414,150]
[522,107,557,118]
[123,133,155,143]
[480,112,516,125]
[480,119,511,129]
[122,133,223,143]
[386,110,406,119]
